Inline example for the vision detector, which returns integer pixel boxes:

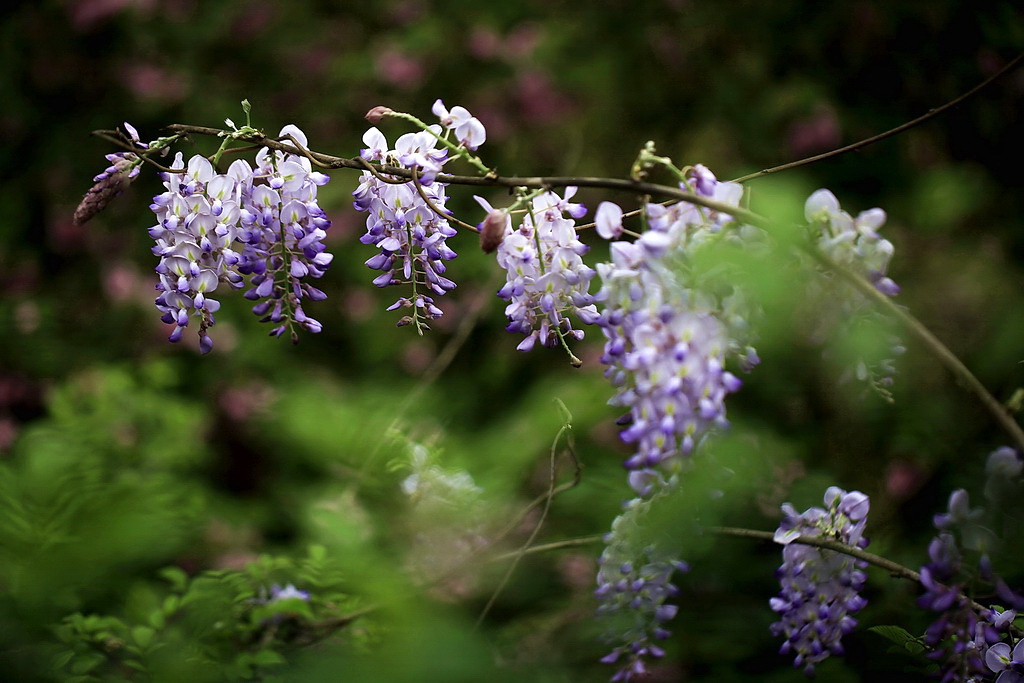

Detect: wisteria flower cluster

[919,453,1024,683]
[148,124,332,352]
[398,441,489,587]
[74,122,148,225]
[804,188,899,298]
[592,166,759,680]
[590,166,757,497]
[485,188,599,354]
[769,487,870,676]
[75,99,1020,683]
[352,101,482,330]
[803,189,904,394]
[594,494,689,682]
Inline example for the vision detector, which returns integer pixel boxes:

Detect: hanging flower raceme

[918,482,1024,683]
[237,125,333,340]
[594,494,689,683]
[803,189,903,395]
[353,105,480,331]
[485,188,599,354]
[74,122,148,225]
[769,487,870,676]
[147,125,333,352]
[593,165,760,681]
[805,189,899,297]
[590,166,758,496]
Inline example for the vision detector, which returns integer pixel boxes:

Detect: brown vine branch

[712,525,1021,637]
[148,121,1024,451]
[475,403,581,628]
[731,52,1024,183]
[805,247,1024,455]
[159,123,770,229]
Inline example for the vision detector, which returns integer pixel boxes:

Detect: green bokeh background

[1,1,1023,680]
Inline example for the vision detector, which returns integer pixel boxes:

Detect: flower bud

[364,106,394,124]
[479,209,507,253]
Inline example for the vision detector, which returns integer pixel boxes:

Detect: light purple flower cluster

[804,189,898,297]
[353,104,482,330]
[267,583,311,603]
[919,482,1024,683]
[593,167,759,681]
[148,125,332,352]
[484,188,599,352]
[591,166,756,497]
[803,188,903,393]
[74,122,147,225]
[769,487,870,676]
[594,495,689,682]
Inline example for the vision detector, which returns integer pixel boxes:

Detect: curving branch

[731,52,1024,183]
[132,121,1024,452]
[806,248,1024,455]
[158,123,770,229]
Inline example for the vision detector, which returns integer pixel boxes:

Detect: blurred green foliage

[1,1,1024,680]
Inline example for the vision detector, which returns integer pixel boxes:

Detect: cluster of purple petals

[148,125,332,352]
[987,640,1024,683]
[919,483,1024,683]
[74,122,147,225]
[593,166,759,680]
[594,496,689,682]
[769,487,870,676]
[591,166,754,497]
[486,188,599,351]
[803,189,904,392]
[804,189,899,298]
[353,115,467,329]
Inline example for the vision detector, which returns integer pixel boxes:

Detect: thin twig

[161,124,770,228]
[475,405,581,628]
[710,525,920,582]
[731,52,1024,183]
[711,525,1020,636]
[411,166,481,232]
[806,247,1024,454]
[155,123,1024,449]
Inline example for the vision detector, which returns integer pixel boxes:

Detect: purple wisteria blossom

[594,166,759,681]
[268,584,311,603]
[432,98,486,150]
[237,125,333,340]
[148,125,332,352]
[769,487,870,676]
[74,122,147,225]
[805,188,899,298]
[353,117,467,331]
[486,188,599,353]
[803,188,903,394]
[987,640,1024,683]
[590,166,757,496]
[918,484,1024,682]
[595,495,689,682]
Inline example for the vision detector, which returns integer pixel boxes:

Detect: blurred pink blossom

[121,62,189,103]
[375,49,425,90]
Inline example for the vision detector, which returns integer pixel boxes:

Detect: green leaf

[160,566,189,593]
[867,624,926,654]
[250,649,286,667]
[307,544,326,563]
[52,649,76,670]
[163,594,181,614]
[131,625,155,649]
[70,653,105,674]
